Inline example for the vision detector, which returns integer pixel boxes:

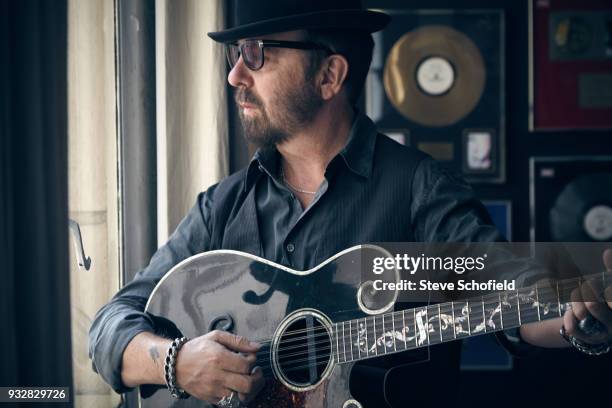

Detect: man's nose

[227,56,253,88]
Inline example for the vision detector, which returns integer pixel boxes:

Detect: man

[89,1,612,407]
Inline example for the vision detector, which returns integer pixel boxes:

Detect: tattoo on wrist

[149,346,161,365]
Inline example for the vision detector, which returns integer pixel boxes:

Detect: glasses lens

[226,43,240,68]
[241,40,263,70]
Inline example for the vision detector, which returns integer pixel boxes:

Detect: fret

[535,282,541,321]
[414,306,429,346]
[536,281,560,320]
[352,319,361,361]
[393,311,407,352]
[483,293,503,331]
[404,308,418,349]
[381,312,396,353]
[451,301,470,338]
[498,293,504,329]
[366,315,378,356]
[466,301,471,335]
[468,299,485,335]
[342,321,347,362]
[500,290,520,329]
[481,298,487,332]
[438,302,455,342]
[361,318,369,358]
[402,310,408,349]
[557,277,577,316]
[354,319,363,359]
[426,305,442,345]
[516,289,522,325]
[374,314,387,355]
[517,287,539,325]
[348,320,354,361]
[438,304,443,342]
[413,308,418,346]
[372,316,387,356]
[451,302,457,338]
[333,323,340,364]
[391,312,397,352]
[382,314,389,354]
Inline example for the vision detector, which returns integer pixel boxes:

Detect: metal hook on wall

[68,219,91,271]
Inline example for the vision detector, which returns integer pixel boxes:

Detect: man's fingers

[210,330,261,353]
[581,282,612,328]
[564,309,578,335]
[213,348,256,374]
[236,367,266,404]
[222,370,265,396]
[570,287,588,321]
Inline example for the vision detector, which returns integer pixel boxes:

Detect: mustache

[235,89,262,107]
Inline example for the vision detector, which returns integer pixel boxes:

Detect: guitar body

[140,245,398,408]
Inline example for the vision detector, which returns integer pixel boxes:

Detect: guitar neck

[332,271,611,364]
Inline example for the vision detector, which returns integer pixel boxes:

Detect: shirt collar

[243,111,378,192]
[338,111,378,179]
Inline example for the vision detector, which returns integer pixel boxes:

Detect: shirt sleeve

[410,157,543,357]
[88,190,214,393]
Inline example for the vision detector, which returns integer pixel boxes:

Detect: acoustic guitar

[139,245,594,407]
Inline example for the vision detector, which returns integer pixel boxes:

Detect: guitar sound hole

[275,314,332,389]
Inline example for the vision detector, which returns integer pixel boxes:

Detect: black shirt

[89,112,507,397]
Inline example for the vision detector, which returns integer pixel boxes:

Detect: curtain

[0,0,73,395]
[155,0,229,244]
[67,0,122,406]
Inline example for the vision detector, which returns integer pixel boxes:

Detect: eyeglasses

[225,39,333,71]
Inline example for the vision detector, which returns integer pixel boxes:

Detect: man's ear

[319,54,349,101]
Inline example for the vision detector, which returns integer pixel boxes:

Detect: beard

[235,74,323,148]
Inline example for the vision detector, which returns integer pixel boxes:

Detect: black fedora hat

[207,0,390,43]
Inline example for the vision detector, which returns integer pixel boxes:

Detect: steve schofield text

[371,253,516,292]
[372,279,516,292]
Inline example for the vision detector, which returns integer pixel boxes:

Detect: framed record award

[530,156,612,242]
[529,0,612,130]
[366,9,505,183]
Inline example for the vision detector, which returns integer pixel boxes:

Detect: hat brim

[207,9,390,43]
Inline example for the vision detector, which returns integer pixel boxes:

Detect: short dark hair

[303,29,374,106]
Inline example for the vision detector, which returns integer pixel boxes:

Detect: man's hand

[562,248,612,345]
[175,330,265,405]
[519,249,612,348]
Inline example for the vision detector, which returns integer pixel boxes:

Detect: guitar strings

[254,305,556,378]
[247,274,598,346]
[251,282,578,357]
[251,299,565,369]
[253,304,555,366]
[252,285,576,363]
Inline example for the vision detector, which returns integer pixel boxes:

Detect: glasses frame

[226,39,333,71]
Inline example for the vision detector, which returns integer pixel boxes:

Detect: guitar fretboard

[331,271,611,364]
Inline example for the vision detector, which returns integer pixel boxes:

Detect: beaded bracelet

[560,325,610,356]
[164,337,190,399]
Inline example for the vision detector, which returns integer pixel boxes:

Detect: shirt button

[286,243,295,253]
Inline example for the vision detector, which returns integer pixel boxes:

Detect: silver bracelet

[560,325,610,356]
[164,337,190,399]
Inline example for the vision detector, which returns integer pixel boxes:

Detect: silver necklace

[280,167,317,195]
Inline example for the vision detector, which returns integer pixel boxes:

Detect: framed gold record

[384,25,486,127]
[366,10,505,183]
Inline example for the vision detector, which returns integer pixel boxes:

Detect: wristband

[164,337,190,399]
[560,325,610,356]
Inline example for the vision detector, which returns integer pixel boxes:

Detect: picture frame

[528,0,612,131]
[366,9,506,183]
